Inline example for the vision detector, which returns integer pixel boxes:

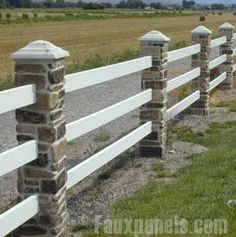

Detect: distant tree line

[210,3,226,10]
[182,0,195,9]
[0,0,168,9]
[117,0,168,9]
[181,1,235,11]
[0,0,114,9]
[0,0,235,10]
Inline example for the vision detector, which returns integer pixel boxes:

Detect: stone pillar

[191,26,212,116]
[11,40,69,236]
[219,23,235,89]
[139,31,170,158]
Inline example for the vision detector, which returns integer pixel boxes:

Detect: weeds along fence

[0,22,236,236]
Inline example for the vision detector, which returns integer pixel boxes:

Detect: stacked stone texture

[139,31,170,158]
[191,26,212,116]
[219,23,235,89]
[12,41,69,236]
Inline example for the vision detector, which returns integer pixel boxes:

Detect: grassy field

[0,8,196,19]
[0,11,236,89]
[80,108,236,236]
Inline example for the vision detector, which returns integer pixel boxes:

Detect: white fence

[0,24,236,236]
[0,55,153,237]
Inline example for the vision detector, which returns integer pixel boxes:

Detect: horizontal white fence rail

[233,33,236,40]
[167,44,200,63]
[167,68,200,93]
[0,195,39,237]
[166,90,200,121]
[0,141,37,177]
[0,85,36,114]
[66,89,152,142]
[66,122,152,189]
[65,56,152,93]
[209,54,227,70]
[210,36,227,48]
[233,64,236,73]
[233,49,236,57]
[209,72,227,91]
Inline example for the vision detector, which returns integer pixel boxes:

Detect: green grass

[152,163,173,178]
[0,79,14,91]
[0,9,200,25]
[73,223,94,232]
[173,120,236,148]
[94,129,111,143]
[67,48,138,74]
[82,120,236,236]
[67,39,188,74]
[0,75,14,91]
[216,101,236,112]
[169,40,187,50]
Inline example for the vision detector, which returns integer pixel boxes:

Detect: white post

[219,23,235,89]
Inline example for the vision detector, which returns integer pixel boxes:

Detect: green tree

[182,0,195,9]
[56,0,65,8]
[0,0,6,8]
[43,0,54,8]
[127,0,145,9]
[211,3,226,10]
[150,2,163,9]
[7,0,22,7]
[117,0,127,8]
[21,0,32,8]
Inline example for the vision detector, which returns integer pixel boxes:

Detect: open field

[0,12,236,89]
[0,8,196,19]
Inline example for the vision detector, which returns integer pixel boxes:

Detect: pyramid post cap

[191,26,212,35]
[11,40,70,60]
[139,31,170,43]
[219,22,235,30]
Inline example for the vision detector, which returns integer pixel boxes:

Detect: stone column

[11,40,69,236]
[139,31,170,158]
[191,26,212,116]
[219,23,235,89]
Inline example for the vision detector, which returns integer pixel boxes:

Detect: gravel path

[0,72,142,213]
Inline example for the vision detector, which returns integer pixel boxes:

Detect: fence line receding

[0,22,236,236]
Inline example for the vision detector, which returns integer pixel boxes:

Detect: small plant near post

[139,31,170,158]
[190,26,212,116]
[219,22,235,89]
[11,40,69,236]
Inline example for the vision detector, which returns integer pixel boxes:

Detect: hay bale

[22,14,29,19]
[200,16,205,22]
[218,12,223,15]
[65,13,74,17]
